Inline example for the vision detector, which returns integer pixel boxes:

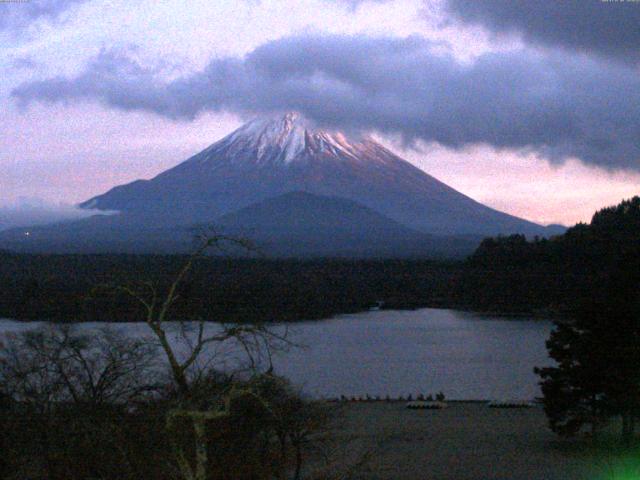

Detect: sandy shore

[314,402,640,480]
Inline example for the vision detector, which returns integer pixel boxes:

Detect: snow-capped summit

[193,112,364,167]
[78,113,561,239]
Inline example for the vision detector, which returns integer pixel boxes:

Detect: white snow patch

[189,112,372,167]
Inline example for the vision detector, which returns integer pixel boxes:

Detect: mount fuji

[1,112,563,257]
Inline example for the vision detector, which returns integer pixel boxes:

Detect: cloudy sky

[2,0,640,227]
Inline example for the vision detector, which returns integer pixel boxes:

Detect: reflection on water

[0,308,552,400]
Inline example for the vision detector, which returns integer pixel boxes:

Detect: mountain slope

[0,192,481,258]
[0,213,192,254]
[215,191,481,257]
[81,112,560,237]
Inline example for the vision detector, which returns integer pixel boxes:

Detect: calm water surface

[0,308,552,400]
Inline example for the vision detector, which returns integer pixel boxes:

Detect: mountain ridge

[80,112,562,238]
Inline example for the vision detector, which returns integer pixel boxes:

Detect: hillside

[454,196,640,315]
[216,191,480,258]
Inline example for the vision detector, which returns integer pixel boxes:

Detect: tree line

[468,197,640,443]
[0,254,459,323]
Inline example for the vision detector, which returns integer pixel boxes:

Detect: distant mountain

[0,192,481,258]
[216,191,481,258]
[80,112,561,237]
[0,214,191,254]
[0,112,563,256]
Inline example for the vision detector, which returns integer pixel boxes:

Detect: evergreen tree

[535,274,640,442]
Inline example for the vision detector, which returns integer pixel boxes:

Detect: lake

[0,308,552,400]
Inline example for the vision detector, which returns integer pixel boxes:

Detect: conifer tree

[536,278,640,443]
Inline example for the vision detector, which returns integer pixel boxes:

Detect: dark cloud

[443,0,640,63]
[12,34,640,170]
[0,0,89,33]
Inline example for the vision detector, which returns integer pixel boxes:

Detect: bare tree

[109,235,287,394]
[109,234,294,480]
[0,325,158,408]
[0,325,161,479]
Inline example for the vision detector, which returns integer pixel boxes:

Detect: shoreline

[0,302,556,324]
[316,402,638,480]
